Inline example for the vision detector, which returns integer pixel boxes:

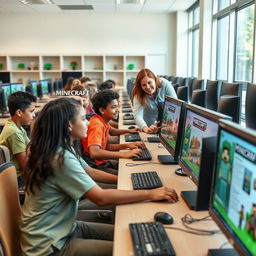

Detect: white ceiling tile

[92,3,115,11]
[116,4,142,13]
[29,4,61,12]
[146,0,173,4]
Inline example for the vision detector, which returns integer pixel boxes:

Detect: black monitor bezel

[159,96,186,159]
[209,120,256,256]
[10,82,24,93]
[179,104,231,186]
[29,81,38,97]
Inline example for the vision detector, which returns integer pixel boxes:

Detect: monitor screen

[40,80,49,95]
[1,84,11,106]
[30,81,38,97]
[10,83,24,93]
[180,109,219,178]
[211,125,256,256]
[160,99,182,153]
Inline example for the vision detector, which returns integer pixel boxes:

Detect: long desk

[113,94,231,256]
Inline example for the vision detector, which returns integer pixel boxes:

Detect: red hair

[132,68,161,106]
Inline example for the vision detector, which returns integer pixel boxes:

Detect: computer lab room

[0,0,256,255]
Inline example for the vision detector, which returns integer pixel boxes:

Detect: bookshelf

[0,55,145,86]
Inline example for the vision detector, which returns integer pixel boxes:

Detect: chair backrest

[0,145,10,165]
[206,80,219,111]
[177,86,188,102]
[179,77,186,87]
[187,77,195,101]
[220,82,242,97]
[245,83,256,130]
[0,162,22,256]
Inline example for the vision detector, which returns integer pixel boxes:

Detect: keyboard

[123,120,136,125]
[132,148,152,161]
[131,171,163,190]
[125,133,141,142]
[122,104,131,108]
[123,115,134,120]
[123,109,133,113]
[129,222,176,256]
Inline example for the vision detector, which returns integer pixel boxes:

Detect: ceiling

[0,0,196,14]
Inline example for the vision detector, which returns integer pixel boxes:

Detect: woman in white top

[132,69,177,133]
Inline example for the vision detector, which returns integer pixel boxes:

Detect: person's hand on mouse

[126,142,145,149]
[150,187,179,203]
[128,128,140,134]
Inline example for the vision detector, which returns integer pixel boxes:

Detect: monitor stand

[175,167,187,176]
[157,155,178,165]
[180,190,198,210]
[208,248,238,256]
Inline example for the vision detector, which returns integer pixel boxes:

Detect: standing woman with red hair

[132,68,177,133]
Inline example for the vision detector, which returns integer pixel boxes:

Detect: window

[216,15,229,80]
[234,4,255,82]
[218,0,230,11]
[187,1,200,77]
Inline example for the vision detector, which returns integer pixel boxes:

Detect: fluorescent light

[140,0,145,4]
[19,0,29,4]
[116,0,121,4]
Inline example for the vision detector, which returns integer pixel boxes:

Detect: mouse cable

[164,226,217,236]
[180,214,221,235]
[125,162,160,167]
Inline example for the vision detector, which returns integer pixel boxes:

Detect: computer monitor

[209,120,256,256]
[57,78,63,89]
[10,82,24,93]
[38,80,49,98]
[26,81,38,97]
[158,96,186,164]
[179,104,231,210]
[0,84,11,117]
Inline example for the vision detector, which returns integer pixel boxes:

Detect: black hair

[99,81,113,91]
[105,79,116,86]
[8,91,37,116]
[24,98,82,194]
[92,90,119,115]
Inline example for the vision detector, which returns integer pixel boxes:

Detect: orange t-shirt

[82,114,110,166]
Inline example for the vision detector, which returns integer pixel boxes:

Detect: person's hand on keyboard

[126,142,145,149]
[150,187,179,203]
[123,148,142,159]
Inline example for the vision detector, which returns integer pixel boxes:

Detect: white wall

[0,13,176,74]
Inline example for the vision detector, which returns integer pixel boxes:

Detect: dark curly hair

[92,90,119,115]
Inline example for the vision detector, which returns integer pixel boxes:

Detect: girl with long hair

[20,98,178,256]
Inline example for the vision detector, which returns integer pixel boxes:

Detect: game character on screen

[216,141,232,209]
[238,205,244,228]
[246,203,256,240]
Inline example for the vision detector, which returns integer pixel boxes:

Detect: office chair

[245,83,256,130]
[191,90,206,107]
[177,86,188,102]
[218,95,240,123]
[220,82,242,97]
[0,162,22,256]
[0,145,10,164]
[205,80,219,111]
[187,77,195,101]
[190,79,205,106]
[218,82,242,123]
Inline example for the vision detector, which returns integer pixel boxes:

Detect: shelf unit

[0,55,145,86]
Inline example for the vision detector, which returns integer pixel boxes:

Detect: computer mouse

[128,126,136,129]
[154,211,173,224]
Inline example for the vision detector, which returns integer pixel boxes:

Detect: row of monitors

[157,96,256,256]
[0,79,63,110]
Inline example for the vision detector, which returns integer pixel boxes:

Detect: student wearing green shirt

[21,98,178,256]
[0,91,37,188]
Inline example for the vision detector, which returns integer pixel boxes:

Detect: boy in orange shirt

[81,90,143,175]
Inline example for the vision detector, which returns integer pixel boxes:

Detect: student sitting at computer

[0,91,37,188]
[20,98,179,256]
[132,68,177,133]
[81,90,143,175]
